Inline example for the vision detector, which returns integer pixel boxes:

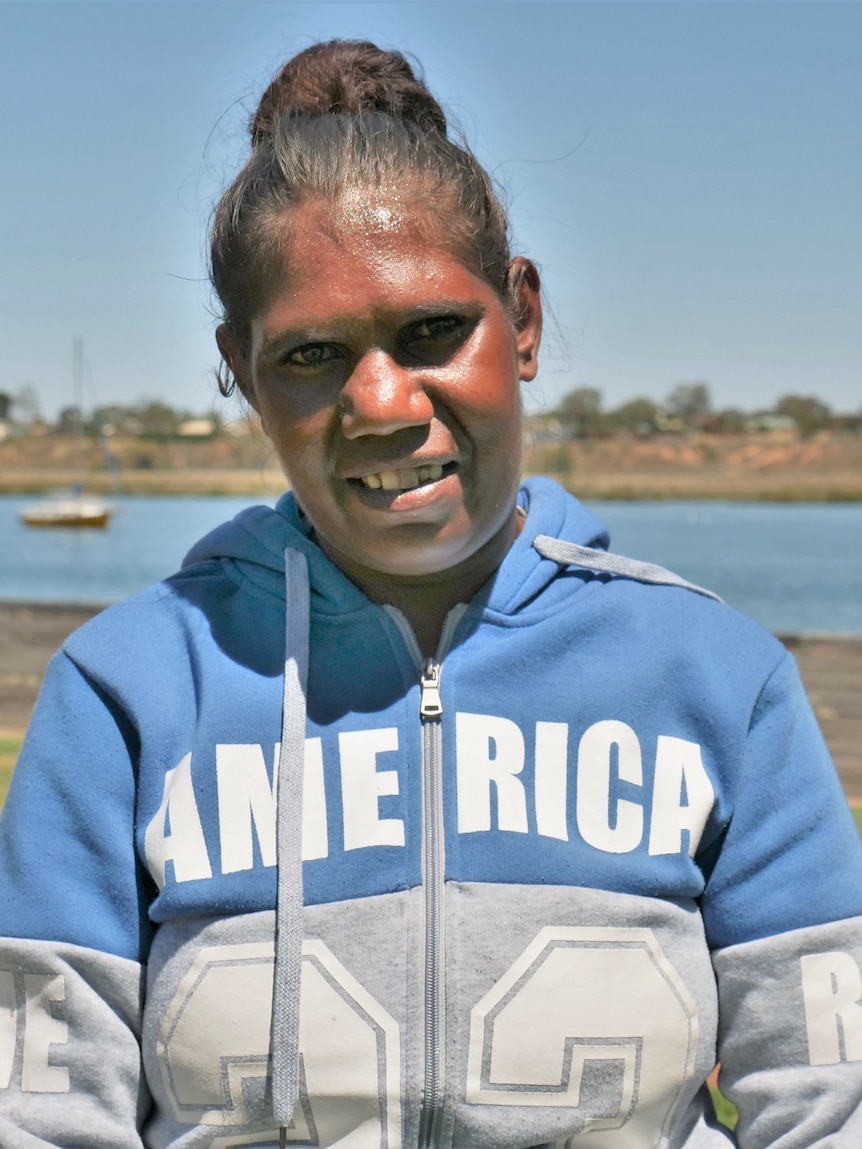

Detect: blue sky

[2,0,860,421]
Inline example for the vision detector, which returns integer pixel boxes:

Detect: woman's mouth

[350,462,458,491]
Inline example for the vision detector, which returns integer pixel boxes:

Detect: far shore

[2,466,861,501]
[3,427,861,501]
[0,468,288,498]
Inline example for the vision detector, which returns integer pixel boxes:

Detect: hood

[181,476,611,617]
[181,492,371,616]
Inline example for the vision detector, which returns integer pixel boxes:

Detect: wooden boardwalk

[778,633,862,801]
[0,603,104,735]
[1,602,860,800]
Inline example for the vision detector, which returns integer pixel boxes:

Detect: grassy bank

[0,467,289,498]
[541,472,862,502]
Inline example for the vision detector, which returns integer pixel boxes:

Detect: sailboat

[21,486,113,528]
[20,340,115,529]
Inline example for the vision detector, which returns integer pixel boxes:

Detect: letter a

[648,736,714,856]
[144,754,213,887]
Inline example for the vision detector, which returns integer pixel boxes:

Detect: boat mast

[73,337,85,493]
[73,337,84,409]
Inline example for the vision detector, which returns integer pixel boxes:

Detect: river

[2,495,860,634]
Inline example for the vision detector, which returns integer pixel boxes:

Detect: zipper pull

[419,659,443,719]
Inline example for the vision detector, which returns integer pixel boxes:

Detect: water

[1,495,860,634]
[591,501,862,635]
[1,495,277,606]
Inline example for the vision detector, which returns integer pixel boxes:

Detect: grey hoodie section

[0,937,146,1148]
[138,894,862,1147]
[714,917,862,1148]
[11,904,862,1147]
[141,884,727,1148]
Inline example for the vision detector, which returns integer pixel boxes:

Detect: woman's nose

[338,350,434,438]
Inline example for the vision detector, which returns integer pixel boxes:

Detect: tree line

[2,382,860,441]
[550,383,860,439]
[0,390,227,440]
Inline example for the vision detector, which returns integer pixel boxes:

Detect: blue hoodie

[1,477,861,1148]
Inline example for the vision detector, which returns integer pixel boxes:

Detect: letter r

[801,950,862,1065]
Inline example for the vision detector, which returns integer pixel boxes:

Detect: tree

[774,394,831,437]
[57,405,85,433]
[12,385,42,426]
[555,387,606,439]
[665,382,712,425]
[704,407,746,434]
[135,400,184,438]
[607,397,659,436]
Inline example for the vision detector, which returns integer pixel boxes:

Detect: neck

[321,509,524,658]
[386,583,467,659]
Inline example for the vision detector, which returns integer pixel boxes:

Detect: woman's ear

[508,258,542,383]
[215,324,257,410]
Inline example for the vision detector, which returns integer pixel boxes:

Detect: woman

[1,39,861,1149]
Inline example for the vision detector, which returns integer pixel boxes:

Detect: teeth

[360,463,446,490]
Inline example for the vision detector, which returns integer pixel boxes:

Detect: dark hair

[210,39,514,395]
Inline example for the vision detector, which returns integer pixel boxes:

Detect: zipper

[417,655,445,1148]
[382,604,468,1148]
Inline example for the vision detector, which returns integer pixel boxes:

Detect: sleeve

[703,652,862,1147]
[0,649,153,1146]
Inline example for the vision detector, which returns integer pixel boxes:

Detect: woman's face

[220,197,541,585]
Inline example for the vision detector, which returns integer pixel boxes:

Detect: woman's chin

[319,508,520,588]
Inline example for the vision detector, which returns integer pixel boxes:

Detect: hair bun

[250,39,448,145]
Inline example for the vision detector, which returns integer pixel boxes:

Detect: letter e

[22,974,69,1093]
[339,729,404,850]
[0,971,16,1089]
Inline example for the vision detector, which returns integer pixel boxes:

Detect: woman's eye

[412,316,465,342]
[286,343,340,367]
[404,315,472,360]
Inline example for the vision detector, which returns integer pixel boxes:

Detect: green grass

[710,1084,738,1130]
[0,737,21,808]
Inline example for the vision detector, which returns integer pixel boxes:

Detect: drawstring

[272,547,310,1139]
[532,535,722,601]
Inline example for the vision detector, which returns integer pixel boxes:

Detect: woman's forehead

[267,195,492,303]
[326,187,417,236]
[286,190,452,253]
